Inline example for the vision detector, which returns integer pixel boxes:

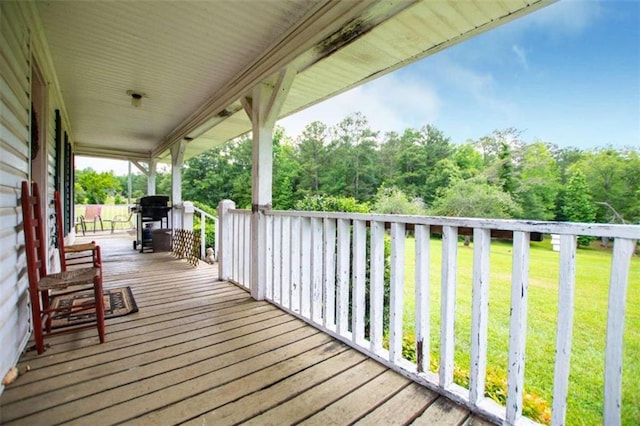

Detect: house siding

[0,1,33,391]
[0,1,71,392]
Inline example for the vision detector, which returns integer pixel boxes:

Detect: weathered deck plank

[299,369,411,425]
[0,232,489,425]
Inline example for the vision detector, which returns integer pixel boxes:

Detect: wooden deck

[1,231,492,425]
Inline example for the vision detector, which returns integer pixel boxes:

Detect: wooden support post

[171,141,186,229]
[243,67,295,301]
[131,158,157,195]
[148,158,157,196]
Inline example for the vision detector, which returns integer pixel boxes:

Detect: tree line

[75,112,640,229]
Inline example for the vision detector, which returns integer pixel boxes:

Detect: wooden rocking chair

[21,181,105,354]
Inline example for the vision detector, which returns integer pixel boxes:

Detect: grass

[399,236,639,425]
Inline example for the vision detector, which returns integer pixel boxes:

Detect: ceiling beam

[73,145,154,162]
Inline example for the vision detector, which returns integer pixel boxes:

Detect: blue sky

[280,0,640,149]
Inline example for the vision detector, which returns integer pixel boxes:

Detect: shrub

[294,194,370,213]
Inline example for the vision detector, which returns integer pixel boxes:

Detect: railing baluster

[506,231,531,425]
[290,216,300,313]
[200,211,205,261]
[389,222,405,363]
[237,214,242,284]
[265,214,273,301]
[604,237,636,426]
[237,215,242,285]
[244,214,251,289]
[215,216,219,262]
[470,228,490,405]
[233,214,239,283]
[300,217,311,318]
[551,234,577,426]
[369,220,385,354]
[440,225,458,388]
[281,216,291,309]
[323,218,337,331]
[415,224,430,373]
[352,219,366,344]
[311,217,323,325]
[272,216,281,304]
[336,218,351,336]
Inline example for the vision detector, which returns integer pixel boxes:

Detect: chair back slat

[21,182,47,289]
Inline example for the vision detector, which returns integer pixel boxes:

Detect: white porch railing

[179,202,219,261]
[218,203,639,426]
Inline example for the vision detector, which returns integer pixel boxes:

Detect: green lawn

[400,236,639,425]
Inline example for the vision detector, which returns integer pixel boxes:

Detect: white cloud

[512,44,528,69]
[434,59,518,121]
[527,0,603,36]
[278,72,440,139]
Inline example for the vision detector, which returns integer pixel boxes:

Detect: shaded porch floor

[1,232,492,425]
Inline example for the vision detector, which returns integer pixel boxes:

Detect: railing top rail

[259,209,640,239]
[193,205,217,221]
[229,209,251,216]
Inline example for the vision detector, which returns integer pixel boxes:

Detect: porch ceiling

[37,0,552,164]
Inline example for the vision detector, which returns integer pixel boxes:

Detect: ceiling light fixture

[126,90,145,108]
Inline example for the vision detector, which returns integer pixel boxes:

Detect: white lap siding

[0,0,32,392]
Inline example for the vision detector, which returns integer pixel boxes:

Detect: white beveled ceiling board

[187,0,552,160]
[36,0,321,158]
[36,0,553,163]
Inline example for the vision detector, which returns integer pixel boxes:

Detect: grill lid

[137,195,169,206]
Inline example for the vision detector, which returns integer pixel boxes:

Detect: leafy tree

[389,125,453,204]
[74,182,87,204]
[75,168,122,204]
[572,147,640,223]
[548,144,583,182]
[296,121,327,195]
[560,170,596,247]
[225,136,253,208]
[377,131,402,185]
[516,142,561,220]
[115,173,148,202]
[324,113,380,201]
[452,143,483,179]
[497,142,517,195]
[273,134,300,210]
[156,171,172,197]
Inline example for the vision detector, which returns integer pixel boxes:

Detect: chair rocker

[21,181,105,354]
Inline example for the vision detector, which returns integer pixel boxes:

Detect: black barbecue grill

[132,195,172,252]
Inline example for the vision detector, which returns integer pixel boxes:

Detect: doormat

[49,286,138,329]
